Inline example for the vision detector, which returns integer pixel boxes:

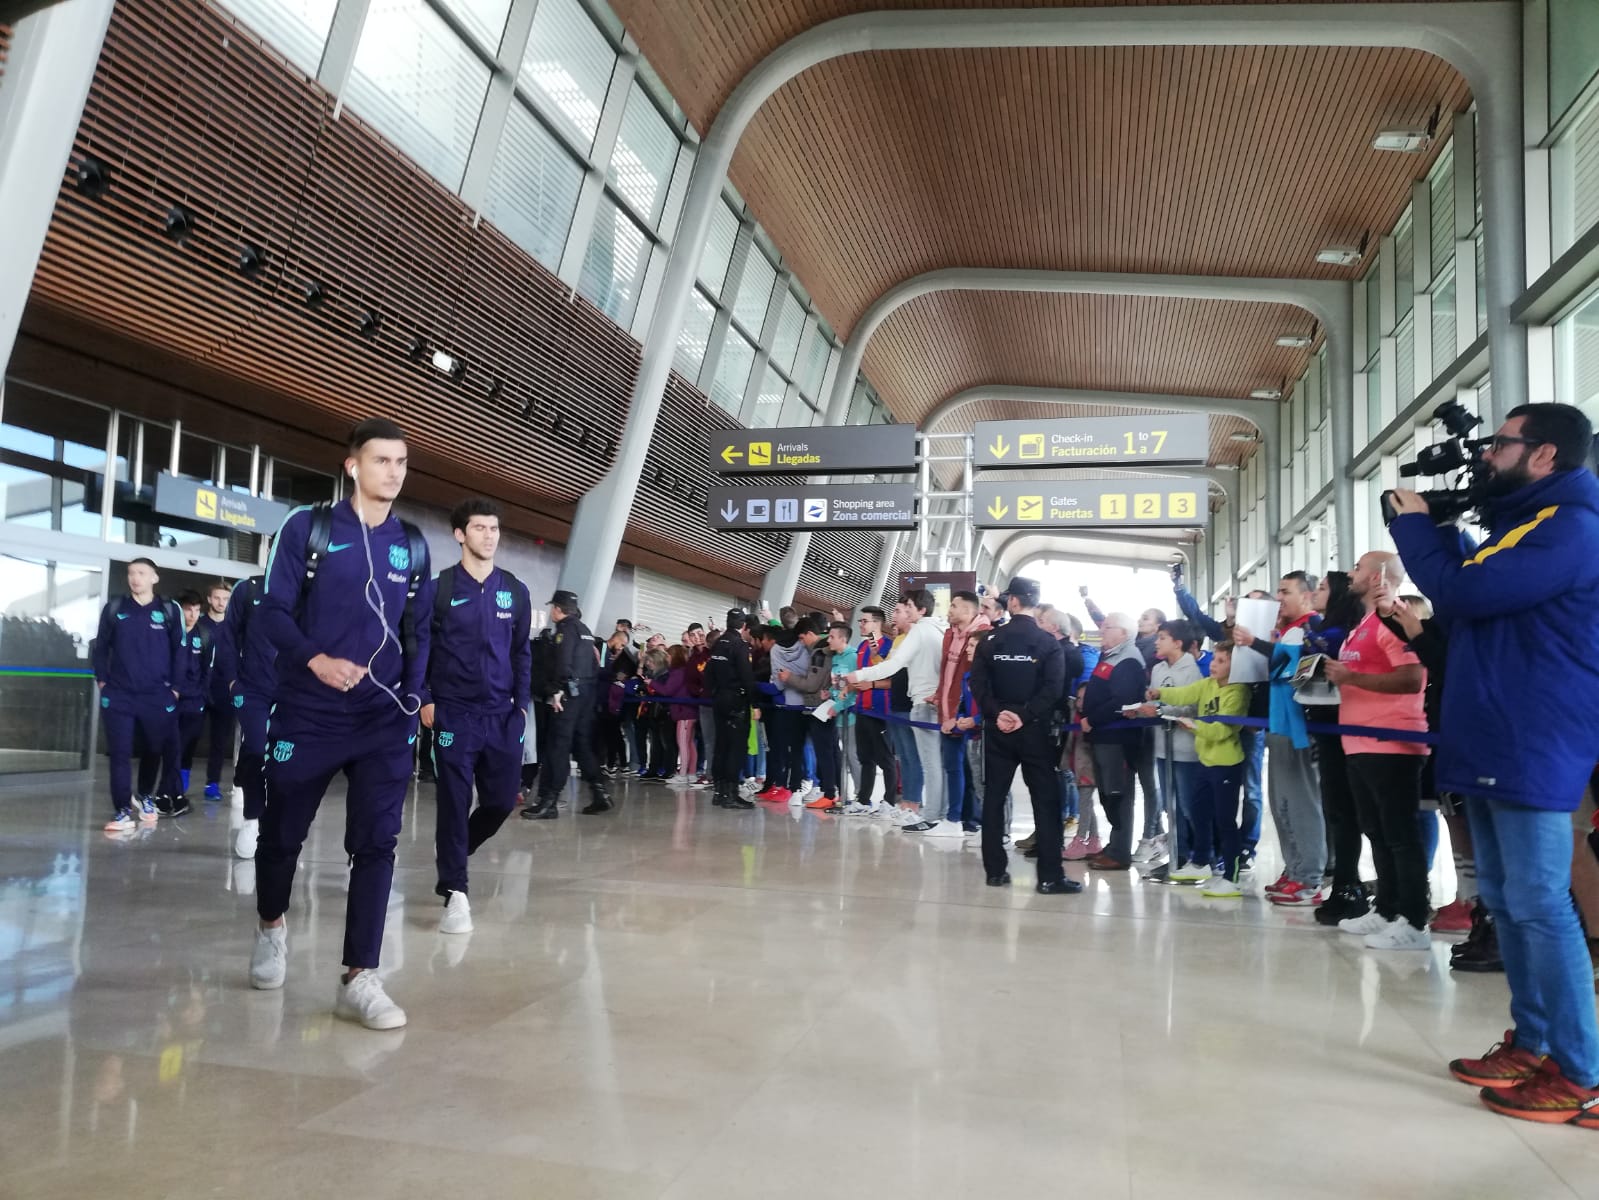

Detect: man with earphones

[248,418,433,1031]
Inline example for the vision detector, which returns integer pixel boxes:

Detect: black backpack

[302,501,429,661]
[430,564,527,634]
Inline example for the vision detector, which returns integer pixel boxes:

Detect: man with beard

[1389,403,1599,1129]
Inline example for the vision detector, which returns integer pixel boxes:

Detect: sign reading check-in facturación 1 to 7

[972,413,1209,470]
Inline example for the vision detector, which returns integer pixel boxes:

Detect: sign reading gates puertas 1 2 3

[710,424,918,476]
[971,477,1204,529]
[972,413,1209,469]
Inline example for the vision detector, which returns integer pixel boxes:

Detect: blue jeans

[1239,727,1264,850]
[1060,768,1079,821]
[1468,795,1599,1087]
[941,732,972,825]
[1157,759,1203,863]
[886,716,923,807]
[1417,808,1440,872]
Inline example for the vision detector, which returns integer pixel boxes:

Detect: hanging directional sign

[707,483,917,530]
[972,414,1209,469]
[710,424,918,476]
[971,478,1204,529]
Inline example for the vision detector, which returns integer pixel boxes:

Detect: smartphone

[1078,586,1089,598]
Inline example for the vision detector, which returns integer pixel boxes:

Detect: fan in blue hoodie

[1389,402,1599,1124]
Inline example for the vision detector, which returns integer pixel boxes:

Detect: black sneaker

[157,794,190,817]
[1451,906,1504,973]
[521,798,558,821]
[1314,885,1369,927]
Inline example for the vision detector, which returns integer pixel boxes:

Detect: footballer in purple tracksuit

[248,418,432,1031]
[141,591,211,815]
[95,557,184,831]
[213,572,278,857]
[423,497,532,935]
[198,580,235,801]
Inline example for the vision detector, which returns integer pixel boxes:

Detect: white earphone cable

[350,469,421,717]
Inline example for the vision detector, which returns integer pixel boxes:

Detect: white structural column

[556,3,1519,615]
[868,530,904,606]
[0,0,116,377]
[763,270,1343,605]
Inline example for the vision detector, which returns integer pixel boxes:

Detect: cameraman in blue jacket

[1388,402,1599,1129]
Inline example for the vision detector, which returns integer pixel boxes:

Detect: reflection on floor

[1,774,1595,1200]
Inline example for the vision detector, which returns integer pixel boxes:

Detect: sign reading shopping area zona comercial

[972,413,1209,469]
[154,472,291,534]
[709,424,918,476]
[971,477,1203,529]
[707,483,917,531]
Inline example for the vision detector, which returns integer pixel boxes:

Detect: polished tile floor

[1,773,1596,1199]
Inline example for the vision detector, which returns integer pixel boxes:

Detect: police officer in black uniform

[525,590,610,818]
[705,610,758,810]
[969,576,1080,893]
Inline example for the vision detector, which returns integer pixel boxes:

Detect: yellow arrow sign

[721,445,744,464]
[986,498,1009,520]
[989,436,1010,459]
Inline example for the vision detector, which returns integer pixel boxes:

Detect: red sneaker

[804,794,837,810]
[1479,1060,1599,1126]
[1449,1031,1546,1089]
[1264,873,1293,896]
[755,787,785,802]
[1270,880,1324,906]
[1431,898,1474,933]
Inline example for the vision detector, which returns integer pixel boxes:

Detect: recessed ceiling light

[1372,129,1431,153]
[75,156,111,199]
[236,244,265,277]
[431,349,469,382]
[406,335,427,361]
[1249,388,1282,401]
[163,203,196,242]
[1275,334,1313,349]
[1315,246,1364,267]
[358,310,382,338]
[303,280,328,307]
[1230,431,1260,443]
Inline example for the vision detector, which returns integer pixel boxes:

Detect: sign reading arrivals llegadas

[972,413,1209,469]
[710,424,917,476]
[154,472,291,534]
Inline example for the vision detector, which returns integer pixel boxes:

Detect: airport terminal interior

[3,0,1599,1195]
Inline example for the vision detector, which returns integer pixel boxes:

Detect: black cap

[726,608,746,629]
[1005,576,1041,607]
[548,589,579,610]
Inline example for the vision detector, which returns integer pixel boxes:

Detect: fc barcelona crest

[388,543,410,571]
[437,731,455,748]
[496,590,513,610]
[272,740,295,762]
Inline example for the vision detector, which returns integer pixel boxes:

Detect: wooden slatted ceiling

[22,0,788,590]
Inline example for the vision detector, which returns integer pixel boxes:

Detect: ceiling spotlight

[1230,431,1261,443]
[486,378,503,402]
[1275,334,1313,349]
[163,203,196,242]
[835,567,847,578]
[236,243,265,277]
[75,155,111,199]
[1372,107,1440,154]
[406,335,427,361]
[430,348,467,383]
[1249,388,1283,401]
[303,280,328,307]
[358,310,382,338]
[1314,246,1363,267]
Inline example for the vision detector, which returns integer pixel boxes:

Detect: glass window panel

[518,0,616,154]
[608,81,679,228]
[217,0,337,78]
[780,385,815,429]
[347,0,491,191]
[1428,142,1455,269]
[1395,213,1414,320]
[698,200,739,296]
[0,385,112,539]
[712,329,756,417]
[633,56,687,130]
[1556,98,1599,253]
[673,287,716,381]
[745,366,787,428]
[577,194,649,324]
[659,141,694,243]
[797,323,831,398]
[732,248,776,338]
[483,99,584,270]
[0,552,103,775]
[1475,231,1487,336]
[1550,0,1599,124]
[435,0,511,52]
[1364,267,1381,353]
[769,290,805,375]
[1432,266,1457,364]
[268,459,337,507]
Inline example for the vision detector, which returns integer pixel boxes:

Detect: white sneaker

[842,801,872,815]
[1169,860,1211,882]
[138,796,159,824]
[235,818,259,860]
[867,804,893,820]
[229,785,245,807]
[922,820,965,838]
[250,923,287,989]
[1133,835,1166,863]
[1364,918,1432,951]
[1338,909,1390,936]
[103,809,136,833]
[335,971,407,1030]
[439,891,473,935]
[739,778,763,796]
[1201,874,1243,899]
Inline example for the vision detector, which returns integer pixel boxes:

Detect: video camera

[1381,400,1491,525]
